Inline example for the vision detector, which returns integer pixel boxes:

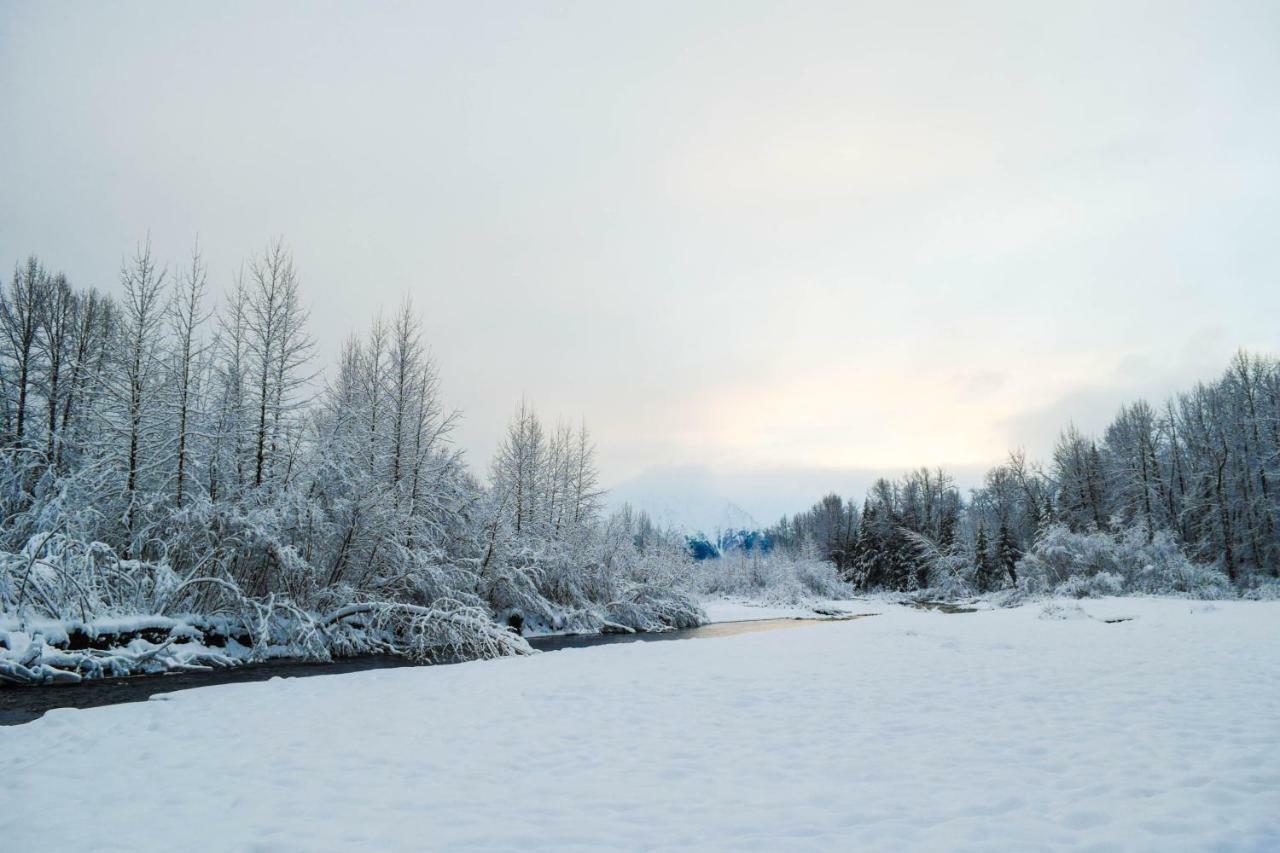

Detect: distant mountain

[606,463,992,535]
[605,465,758,536]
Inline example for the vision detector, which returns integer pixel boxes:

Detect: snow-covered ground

[4,598,1279,852]
[701,597,872,622]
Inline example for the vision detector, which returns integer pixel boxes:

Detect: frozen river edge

[4,598,1278,852]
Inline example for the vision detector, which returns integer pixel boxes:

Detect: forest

[2,243,1277,685]
[752,350,1280,601]
[0,244,700,684]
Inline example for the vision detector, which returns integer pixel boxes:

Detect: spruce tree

[844,512,869,585]
[974,524,996,592]
[995,520,1021,586]
[849,503,878,588]
[938,507,957,552]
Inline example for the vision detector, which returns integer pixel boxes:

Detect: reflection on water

[529,614,875,652]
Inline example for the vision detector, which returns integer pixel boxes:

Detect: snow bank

[701,598,869,623]
[3,598,1278,851]
[0,599,534,684]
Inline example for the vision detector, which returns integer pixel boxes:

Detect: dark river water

[1,615,872,726]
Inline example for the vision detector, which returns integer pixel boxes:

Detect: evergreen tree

[892,528,923,590]
[974,525,997,592]
[994,521,1021,586]
[850,503,885,588]
[937,505,957,552]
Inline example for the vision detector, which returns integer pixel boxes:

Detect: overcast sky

[3,1,1278,527]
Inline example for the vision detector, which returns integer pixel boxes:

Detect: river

[0,614,875,725]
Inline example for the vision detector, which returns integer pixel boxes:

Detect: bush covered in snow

[1017,524,1232,599]
[884,521,1235,603]
[1240,580,1280,601]
[473,508,704,637]
[691,550,853,606]
[1052,571,1126,599]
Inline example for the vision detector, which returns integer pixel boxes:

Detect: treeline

[769,352,1280,596]
[0,243,699,683]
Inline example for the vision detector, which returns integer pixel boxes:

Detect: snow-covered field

[4,598,1279,852]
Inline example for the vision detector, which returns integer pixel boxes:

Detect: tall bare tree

[170,242,210,507]
[245,241,312,489]
[112,239,168,550]
[1,257,48,446]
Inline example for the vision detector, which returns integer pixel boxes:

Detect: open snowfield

[4,598,1279,852]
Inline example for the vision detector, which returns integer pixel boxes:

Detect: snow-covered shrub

[691,550,853,605]
[1240,580,1280,601]
[900,529,977,599]
[593,516,705,631]
[1055,571,1125,598]
[470,502,705,636]
[605,582,704,632]
[1017,523,1231,598]
[321,600,531,662]
[1017,525,1119,592]
[479,549,562,632]
[1112,527,1233,598]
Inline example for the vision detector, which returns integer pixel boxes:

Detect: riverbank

[4,597,1276,851]
[1,613,873,725]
